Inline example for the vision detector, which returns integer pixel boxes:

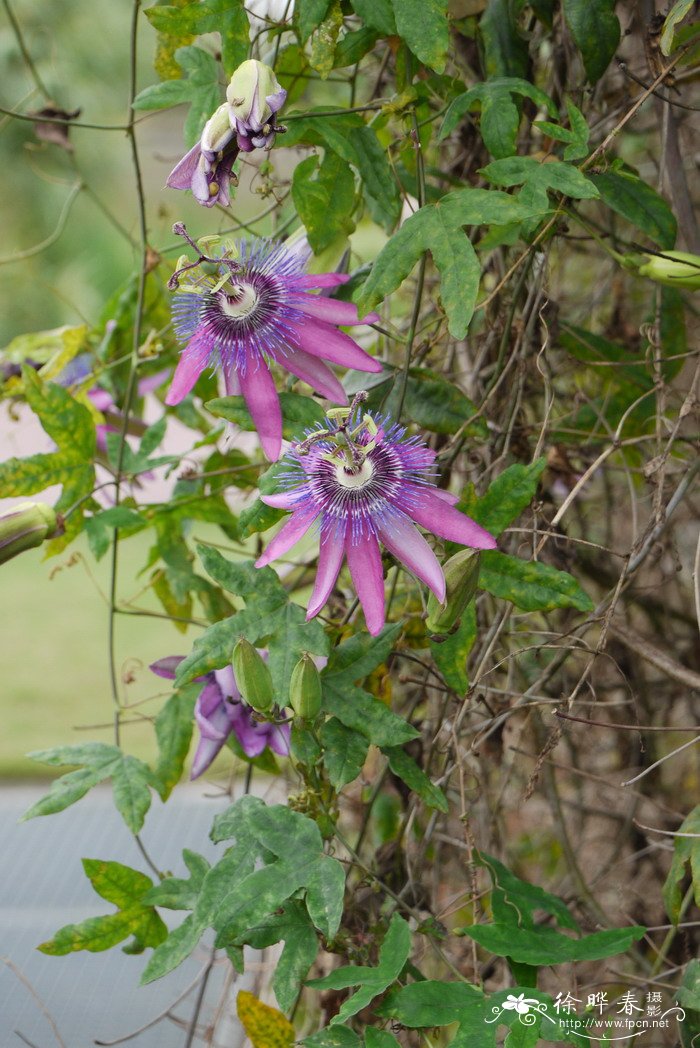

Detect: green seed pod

[289,653,322,721]
[232,638,274,712]
[0,501,59,565]
[426,549,481,634]
[637,250,700,290]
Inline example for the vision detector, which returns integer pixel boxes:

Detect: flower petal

[239,361,283,461]
[195,682,231,739]
[137,368,170,396]
[224,367,241,397]
[191,154,213,205]
[190,682,235,778]
[283,346,348,404]
[407,487,497,549]
[267,720,291,757]
[265,88,287,114]
[295,273,351,290]
[377,514,445,602]
[213,665,239,700]
[149,655,185,680]
[166,143,201,189]
[261,491,303,509]
[290,319,382,373]
[433,489,459,506]
[165,334,210,405]
[291,294,379,327]
[255,504,319,568]
[229,706,268,757]
[307,531,345,620]
[190,736,227,779]
[346,533,385,636]
[89,389,114,412]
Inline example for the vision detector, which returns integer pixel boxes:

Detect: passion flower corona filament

[165,226,381,460]
[255,402,497,635]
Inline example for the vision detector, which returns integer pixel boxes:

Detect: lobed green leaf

[479,551,594,612]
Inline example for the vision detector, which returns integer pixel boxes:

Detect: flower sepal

[0,501,61,565]
[637,250,700,289]
[425,549,481,635]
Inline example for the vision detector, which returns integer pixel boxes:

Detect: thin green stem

[107,0,149,746]
[0,102,130,130]
[649,885,694,977]
[285,101,389,120]
[394,111,427,423]
[2,0,51,99]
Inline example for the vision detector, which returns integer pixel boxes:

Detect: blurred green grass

[0,533,183,776]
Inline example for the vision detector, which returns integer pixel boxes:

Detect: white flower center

[220,282,259,319]
[334,457,374,490]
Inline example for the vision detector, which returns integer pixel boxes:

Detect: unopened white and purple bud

[165,60,286,206]
[226,59,287,151]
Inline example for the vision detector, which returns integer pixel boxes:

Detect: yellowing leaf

[3,324,88,369]
[37,324,89,381]
[309,0,344,78]
[237,991,295,1048]
[153,0,198,79]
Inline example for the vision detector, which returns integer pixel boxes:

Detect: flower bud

[637,251,700,290]
[232,638,274,712]
[226,59,286,141]
[289,653,322,721]
[0,501,59,565]
[200,103,236,156]
[426,549,481,634]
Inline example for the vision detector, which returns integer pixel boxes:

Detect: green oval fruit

[289,653,322,721]
[232,638,274,712]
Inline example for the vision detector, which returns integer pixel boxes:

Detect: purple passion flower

[255,402,497,636]
[150,656,289,779]
[165,226,381,461]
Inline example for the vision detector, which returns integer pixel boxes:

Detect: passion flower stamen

[168,223,241,290]
[297,391,372,473]
[255,407,498,635]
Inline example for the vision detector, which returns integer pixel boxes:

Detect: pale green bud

[232,638,274,712]
[426,549,481,634]
[0,501,59,565]
[637,250,700,290]
[289,653,322,721]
